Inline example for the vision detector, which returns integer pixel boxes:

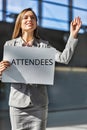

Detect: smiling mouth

[26,23,33,27]
[26,22,33,25]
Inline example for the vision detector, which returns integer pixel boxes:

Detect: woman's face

[21,11,37,33]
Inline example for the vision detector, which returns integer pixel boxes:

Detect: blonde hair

[12,8,40,39]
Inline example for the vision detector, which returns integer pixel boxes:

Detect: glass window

[44,0,68,5]
[0,12,2,21]
[42,19,68,31]
[73,0,87,9]
[73,9,87,26]
[2,0,87,32]
[6,0,38,22]
[0,0,2,21]
[42,1,68,31]
[73,0,87,31]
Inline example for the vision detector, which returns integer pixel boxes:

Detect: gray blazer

[4,35,78,108]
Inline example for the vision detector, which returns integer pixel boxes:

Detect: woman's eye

[23,15,35,20]
[23,16,28,19]
[31,16,35,19]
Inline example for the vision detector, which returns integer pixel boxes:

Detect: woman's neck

[22,32,34,43]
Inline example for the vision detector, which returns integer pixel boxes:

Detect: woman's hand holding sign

[0,60,10,75]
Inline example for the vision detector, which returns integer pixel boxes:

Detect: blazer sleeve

[55,34,78,64]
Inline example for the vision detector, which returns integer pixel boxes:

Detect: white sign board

[2,46,55,85]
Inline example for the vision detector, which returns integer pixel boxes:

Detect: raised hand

[70,16,82,38]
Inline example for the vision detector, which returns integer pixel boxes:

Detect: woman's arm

[55,17,82,64]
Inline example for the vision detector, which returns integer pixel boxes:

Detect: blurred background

[0,0,87,130]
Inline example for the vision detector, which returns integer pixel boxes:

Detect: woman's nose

[28,16,31,20]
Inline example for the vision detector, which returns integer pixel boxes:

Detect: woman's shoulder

[4,37,21,46]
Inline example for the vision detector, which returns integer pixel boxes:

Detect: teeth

[27,23,31,24]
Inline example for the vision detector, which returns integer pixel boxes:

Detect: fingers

[71,16,82,27]
[70,17,82,38]
[0,60,10,73]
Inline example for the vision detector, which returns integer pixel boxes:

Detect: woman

[0,8,82,130]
